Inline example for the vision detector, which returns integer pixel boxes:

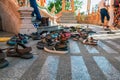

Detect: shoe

[44,43,68,54]
[16,43,32,54]
[0,59,9,69]
[0,49,9,69]
[6,44,33,59]
[11,43,33,59]
[55,42,68,51]
[41,17,49,26]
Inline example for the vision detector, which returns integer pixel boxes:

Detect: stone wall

[0,0,20,34]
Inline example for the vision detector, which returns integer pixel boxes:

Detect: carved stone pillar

[62,0,65,11]
[77,12,81,23]
[71,0,74,12]
[18,7,37,34]
[39,0,45,6]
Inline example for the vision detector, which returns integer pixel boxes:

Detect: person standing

[98,0,110,29]
[29,0,42,21]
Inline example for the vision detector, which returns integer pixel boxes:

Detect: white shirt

[98,0,107,10]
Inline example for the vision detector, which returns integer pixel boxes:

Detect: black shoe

[0,59,9,69]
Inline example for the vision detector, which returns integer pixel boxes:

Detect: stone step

[58,19,77,23]
[112,30,120,33]
[97,31,112,34]
[60,16,76,19]
[62,15,75,17]
[62,13,74,16]
[37,25,61,33]
[59,20,77,23]
[58,12,77,23]
[60,16,76,18]
[97,29,120,34]
[0,31,14,37]
[92,33,120,37]
[62,14,75,16]
[60,18,76,21]
[60,19,76,22]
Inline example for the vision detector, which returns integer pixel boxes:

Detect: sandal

[16,43,33,59]
[6,47,19,57]
[55,42,68,51]
[6,43,33,59]
[0,49,9,69]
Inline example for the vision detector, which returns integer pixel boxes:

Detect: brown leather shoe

[15,43,33,59]
[16,43,32,54]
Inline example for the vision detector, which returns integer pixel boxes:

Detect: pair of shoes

[6,43,33,59]
[0,49,9,69]
[6,34,28,46]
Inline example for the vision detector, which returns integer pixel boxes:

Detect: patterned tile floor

[0,25,120,80]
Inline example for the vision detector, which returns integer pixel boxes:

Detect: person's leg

[31,11,35,17]
[100,9,105,27]
[105,9,110,28]
[29,0,41,20]
[33,5,42,20]
[29,0,35,17]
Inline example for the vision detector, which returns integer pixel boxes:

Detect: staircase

[58,12,77,23]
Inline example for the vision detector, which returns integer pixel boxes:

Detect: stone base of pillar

[19,24,37,34]
[18,7,37,34]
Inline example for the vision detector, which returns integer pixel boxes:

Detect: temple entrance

[65,0,72,10]
[62,0,74,12]
[0,16,3,31]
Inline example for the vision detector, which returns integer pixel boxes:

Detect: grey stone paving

[0,25,120,80]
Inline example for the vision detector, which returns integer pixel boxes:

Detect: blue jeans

[100,8,110,23]
[29,0,41,20]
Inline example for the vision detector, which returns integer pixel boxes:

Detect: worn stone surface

[19,7,37,34]
[0,25,120,80]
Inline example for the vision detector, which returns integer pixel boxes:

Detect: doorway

[62,0,74,12]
